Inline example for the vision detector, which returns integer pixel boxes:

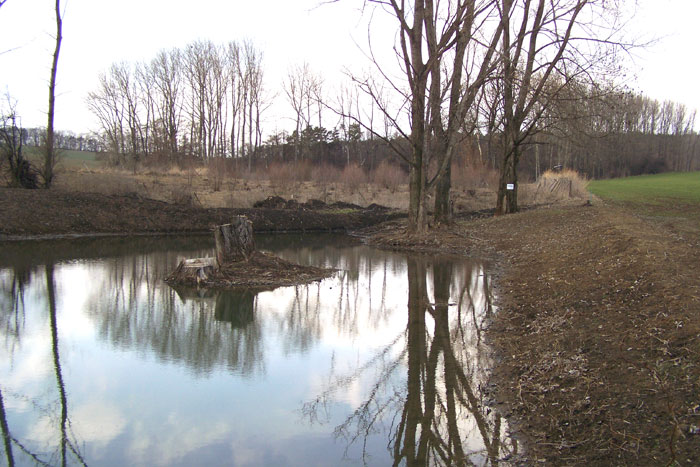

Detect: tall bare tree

[493,0,626,214]
[44,0,62,187]
[356,0,504,232]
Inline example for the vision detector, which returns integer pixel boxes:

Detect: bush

[207,157,235,191]
[371,160,407,192]
[341,163,367,193]
[452,163,499,189]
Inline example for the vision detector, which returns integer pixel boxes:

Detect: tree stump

[215,216,255,267]
[166,257,217,286]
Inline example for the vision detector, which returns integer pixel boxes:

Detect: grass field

[589,172,700,239]
[24,146,101,169]
[588,171,700,205]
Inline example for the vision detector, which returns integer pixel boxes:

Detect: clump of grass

[538,169,589,198]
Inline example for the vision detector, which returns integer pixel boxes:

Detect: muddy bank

[365,203,700,464]
[0,188,403,240]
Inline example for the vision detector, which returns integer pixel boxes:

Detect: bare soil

[0,187,402,240]
[366,202,700,465]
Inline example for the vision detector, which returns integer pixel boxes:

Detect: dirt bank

[366,202,700,465]
[0,188,403,240]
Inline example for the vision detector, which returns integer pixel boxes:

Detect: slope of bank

[0,188,402,240]
[365,202,700,464]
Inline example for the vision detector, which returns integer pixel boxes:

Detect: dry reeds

[534,169,589,201]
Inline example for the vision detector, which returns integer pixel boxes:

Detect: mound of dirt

[164,250,335,289]
[0,188,403,240]
[252,195,385,212]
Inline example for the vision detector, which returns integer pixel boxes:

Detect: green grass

[588,172,700,205]
[24,146,101,168]
[589,172,700,240]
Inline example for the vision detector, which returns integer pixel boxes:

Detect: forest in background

[19,57,698,183]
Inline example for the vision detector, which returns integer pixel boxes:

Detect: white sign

[506,183,515,190]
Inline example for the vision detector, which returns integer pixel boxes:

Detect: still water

[0,234,516,466]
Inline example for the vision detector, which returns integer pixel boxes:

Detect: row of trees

[480,85,700,180]
[87,40,266,169]
[20,127,101,152]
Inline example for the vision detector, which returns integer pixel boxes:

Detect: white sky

[0,0,698,134]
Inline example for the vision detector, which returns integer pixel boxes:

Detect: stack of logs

[168,216,255,286]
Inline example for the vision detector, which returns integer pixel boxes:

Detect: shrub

[452,163,499,189]
[207,157,235,192]
[340,163,367,193]
[371,160,407,192]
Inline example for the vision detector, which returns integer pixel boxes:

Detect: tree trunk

[434,163,452,225]
[168,257,217,285]
[214,216,255,266]
[44,0,62,188]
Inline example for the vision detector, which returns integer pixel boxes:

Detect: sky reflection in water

[0,234,516,466]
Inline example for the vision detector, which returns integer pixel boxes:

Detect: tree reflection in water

[81,249,266,376]
[0,263,86,466]
[305,255,517,466]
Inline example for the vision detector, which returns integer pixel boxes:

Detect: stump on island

[165,215,334,289]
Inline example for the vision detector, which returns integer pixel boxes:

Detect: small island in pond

[165,216,335,289]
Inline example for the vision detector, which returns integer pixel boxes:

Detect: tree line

[87,40,266,170]
[83,30,700,189]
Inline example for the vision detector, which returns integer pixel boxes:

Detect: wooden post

[214,216,255,267]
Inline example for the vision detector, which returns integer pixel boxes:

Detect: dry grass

[530,169,590,204]
[51,159,541,213]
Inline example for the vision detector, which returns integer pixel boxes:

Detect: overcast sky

[1,0,698,134]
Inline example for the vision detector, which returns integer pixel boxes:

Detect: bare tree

[493,0,627,214]
[1,98,39,188]
[355,0,504,232]
[147,49,184,162]
[285,63,315,163]
[87,67,128,163]
[43,0,62,187]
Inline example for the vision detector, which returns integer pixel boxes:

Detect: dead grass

[51,159,529,214]
[533,169,590,202]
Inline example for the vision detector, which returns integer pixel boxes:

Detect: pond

[0,234,517,466]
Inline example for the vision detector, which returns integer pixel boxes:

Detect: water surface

[0,234,516,466]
